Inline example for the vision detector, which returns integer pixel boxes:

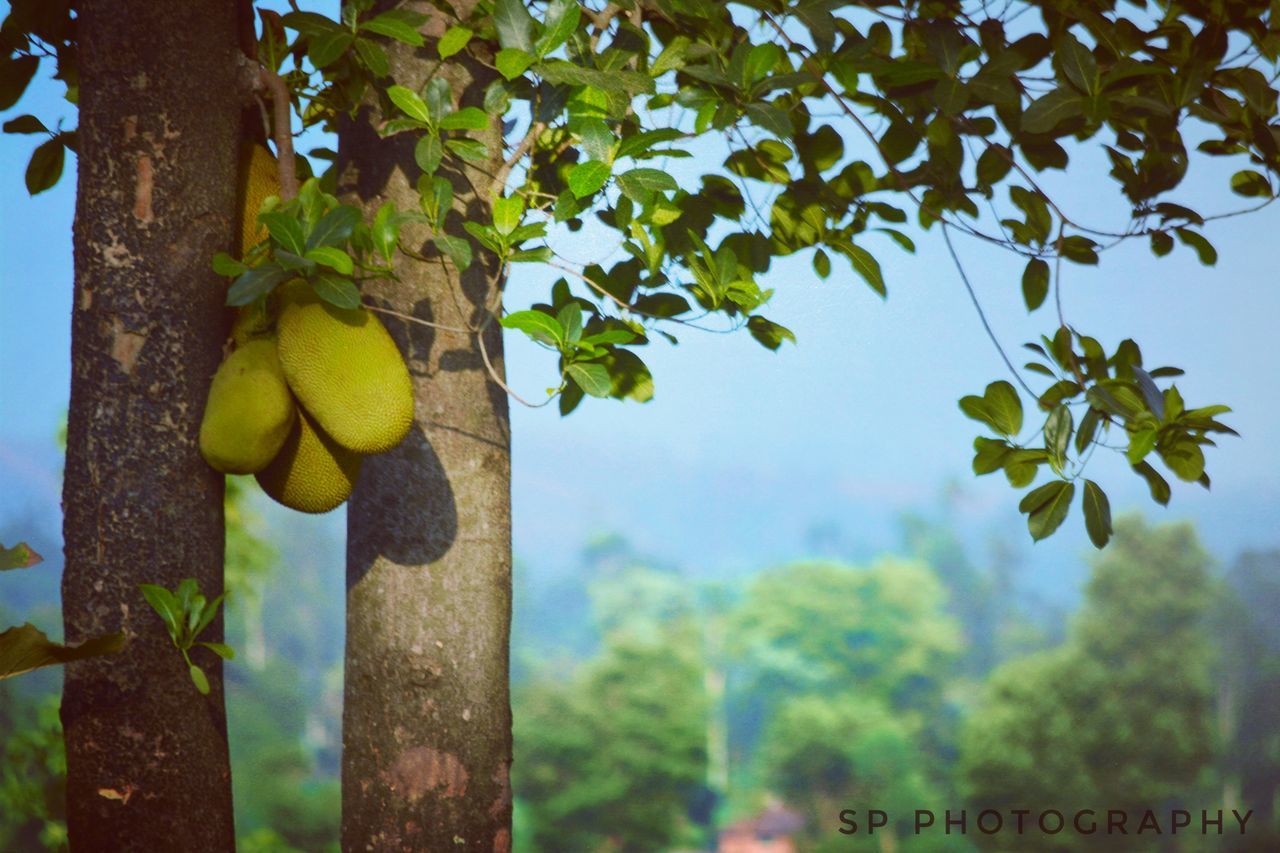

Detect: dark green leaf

[536,0,580,57]
[352,38,390,77]
[25,137,64,195]
[1018,480,1075,541]
[260,212,307,255]
[493,0,536,52]
[1132,460,1171,505]
[3,114,46,134]
[440,107,490,131]
[1021,258,1049,311]
[1230,169,1271,197]
[197,642,236,660]
[0,624,125,680]
[388,85,431,123]
[1082,480,1112,548]
[747,316,796,350]
[1021,87,1084,134]
[212,253,248,277]
[306,206,361,250]
[312,273,362,309]
[1175,228,1217,265]
[308,30,353,68]
[226,265,291,306]
[0,56,39,111]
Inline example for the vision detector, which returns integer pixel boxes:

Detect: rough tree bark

[338,3,514,850]
[60,2,242,848]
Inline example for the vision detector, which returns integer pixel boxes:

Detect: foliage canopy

[4,0,1276,541]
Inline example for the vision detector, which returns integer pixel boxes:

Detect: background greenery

[4,485,1276,851]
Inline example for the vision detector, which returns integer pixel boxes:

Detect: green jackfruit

[199,338,296,474]
[238,143,279,257]
[255,408,362,513]
[275,281,414,454]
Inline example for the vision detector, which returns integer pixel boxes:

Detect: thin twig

[362,303,471,336]
[941,224,1037,398]
[496,120,545,188]
[476,322,559,408]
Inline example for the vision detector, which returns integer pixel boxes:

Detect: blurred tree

[0,693,67,851]
[1216,549,1280,843]
[759,693,944,850]
[961,516,1218,847]
[514,574,710,852]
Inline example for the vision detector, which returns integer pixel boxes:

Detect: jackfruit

[238,143,279,257]
[199,338,297,474]
[275,281,414,454]
[255,408,362,513]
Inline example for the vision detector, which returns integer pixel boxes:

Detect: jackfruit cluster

[198,144,414,513]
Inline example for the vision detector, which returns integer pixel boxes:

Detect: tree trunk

[61,2,241,849]
[339,4,513,850]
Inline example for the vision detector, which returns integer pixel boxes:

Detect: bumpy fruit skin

[255,408,362,513]
[199,338,297,474]
[275,281,414,454]
[238,143,279,257]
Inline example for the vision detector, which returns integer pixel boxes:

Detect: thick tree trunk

[61,2,241,849]
[338,4,513,851]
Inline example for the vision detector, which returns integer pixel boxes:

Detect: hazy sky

[4,30,1279,602]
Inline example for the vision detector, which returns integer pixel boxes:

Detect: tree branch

[257,66,297,201]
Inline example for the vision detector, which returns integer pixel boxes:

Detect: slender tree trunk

[61,2,241,848]
[339,3,513,850]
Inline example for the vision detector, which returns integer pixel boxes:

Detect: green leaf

[1175,228,1217,265]
[440,107,489,131]
[1075,407,1101,455]
[387,84,431,123]
[445,137,489,162]
[372,201,399,261]
[1160,439,1205,482]
[492,195,525,235]
[352,38,390,78]
[1021,258,1049,311]
[435,235,472,271]
[1019,480,1075,542]
[493,0,536,52]
[536,0,581,57]
[226,265,291,306]
[0,542,43,571]
[1056,34,1098,95]
[139,584,183,641]
[1082,480,1112,548]
[3,114,47,134]
[1230,169,1270,197]
[1043,404,1072,471]
[189,663,210,695]
[1132,460,1171,505]
[212,253,248,277]
[438,26,474,59]
[0,624,125,680]
[305,246,354,274]
[307,206,361,250]
[747,316,796,350]
[1003,449,1044,487]
[198,642,236,661]
[837,242,885,296]
[308,30,354,68]
[0,56,39,111]
[615,168,677,202]
[1021,87,1084,134]
[568,160,611,198]
[360,13,425,47]
[312,273,362,309]
[959,380,1023,436]
[496,48,536,80]
[25,137,65,195]
[415,134,444,175]
[556,302,584,344]
[972,437,1012,475]
[501,310,564,346]
[260,212,307,256]
[567,362,612,397]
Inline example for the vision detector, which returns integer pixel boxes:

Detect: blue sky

[4,35,1280,603]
